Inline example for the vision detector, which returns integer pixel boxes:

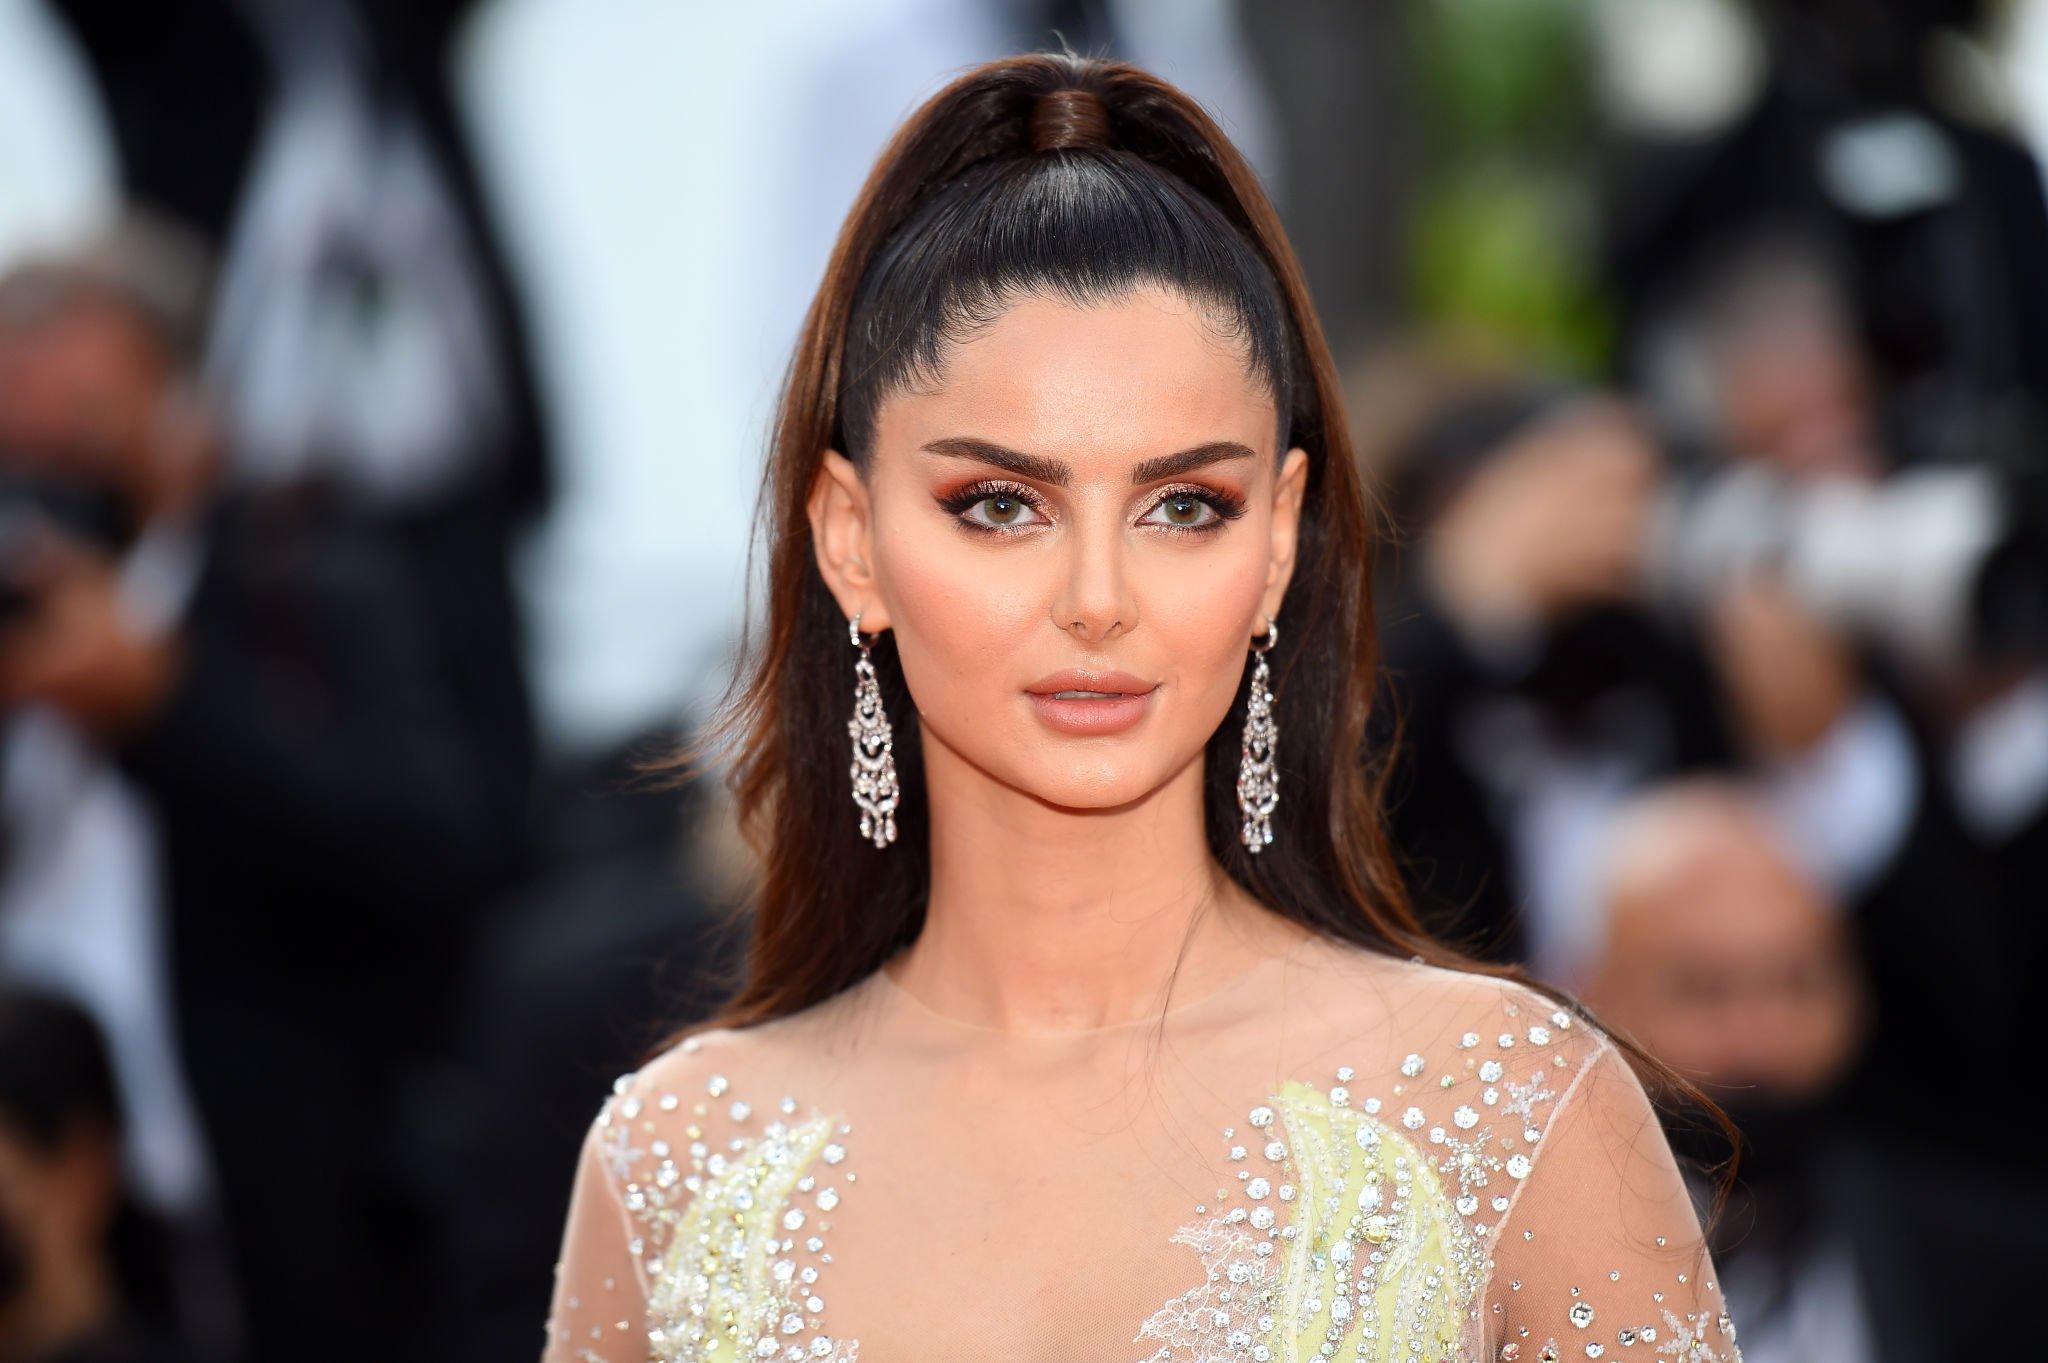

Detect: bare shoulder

[609,1010,823,1121]
[1280,935,1613,1073]
[574,1010,849,1208]
[626,1023,768,1100]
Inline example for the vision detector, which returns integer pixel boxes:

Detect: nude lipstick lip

[1023,669,1159,736]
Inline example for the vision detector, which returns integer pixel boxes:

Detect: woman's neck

[894,733,1307,1033]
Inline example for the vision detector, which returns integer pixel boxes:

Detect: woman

[542,54,1740,1363]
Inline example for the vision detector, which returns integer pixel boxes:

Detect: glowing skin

[808,284,1313,1033]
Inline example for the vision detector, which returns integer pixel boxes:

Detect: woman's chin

[1009,762,1185,815]
[926,722,1194,813]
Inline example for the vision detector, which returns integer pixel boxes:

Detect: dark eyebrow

[1129,441,1256,484]
[920,436,1255,487]
[920,437,1072,486]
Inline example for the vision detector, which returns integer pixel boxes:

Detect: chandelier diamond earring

[1238,615,1280,853]
[848,612,900,849]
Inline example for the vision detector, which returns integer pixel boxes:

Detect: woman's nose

[1049,515,1139,644]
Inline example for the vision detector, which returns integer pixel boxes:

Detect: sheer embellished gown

[542,932,1741,1363]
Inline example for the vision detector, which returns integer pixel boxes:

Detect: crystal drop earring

[847,611,900,849]
[1237,615,1280,853]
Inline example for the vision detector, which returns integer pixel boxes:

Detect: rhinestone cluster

[1132,994,1735,1363]
[596,1039,858,1362]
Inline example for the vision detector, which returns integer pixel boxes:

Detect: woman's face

[810,284,1309,811]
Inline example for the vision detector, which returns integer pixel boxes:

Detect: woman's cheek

[880,531,1045,717]
[1141,542,1269,683]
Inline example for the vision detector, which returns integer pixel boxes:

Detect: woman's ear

[1261,445,1310,620]
[808,449,891,632]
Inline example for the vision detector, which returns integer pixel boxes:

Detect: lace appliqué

[1131,1215,1282,1357]
[1653,1305,1740,1362]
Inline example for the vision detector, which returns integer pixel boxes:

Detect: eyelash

[937,480,1248,538]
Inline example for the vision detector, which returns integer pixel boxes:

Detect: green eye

[949,483,1045,531]
[1144,491,1221,529]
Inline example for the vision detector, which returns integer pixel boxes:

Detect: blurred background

[0,1,2041,1360]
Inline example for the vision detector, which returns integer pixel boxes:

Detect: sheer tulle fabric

[542,935,1739,1363]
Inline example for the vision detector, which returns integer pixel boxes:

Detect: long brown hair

[657,51,1735,1195]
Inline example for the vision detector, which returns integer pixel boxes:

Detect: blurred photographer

[1644,236,2034,1160]
[1577,778,2042,1363]
[1606,1,2048,1128]
[0,220,221,1248]
[0,216,519,1361]
[1373,383,1740,971]
[1374,345,2021,1168]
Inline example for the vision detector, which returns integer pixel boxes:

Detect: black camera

[0,468,132,624]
